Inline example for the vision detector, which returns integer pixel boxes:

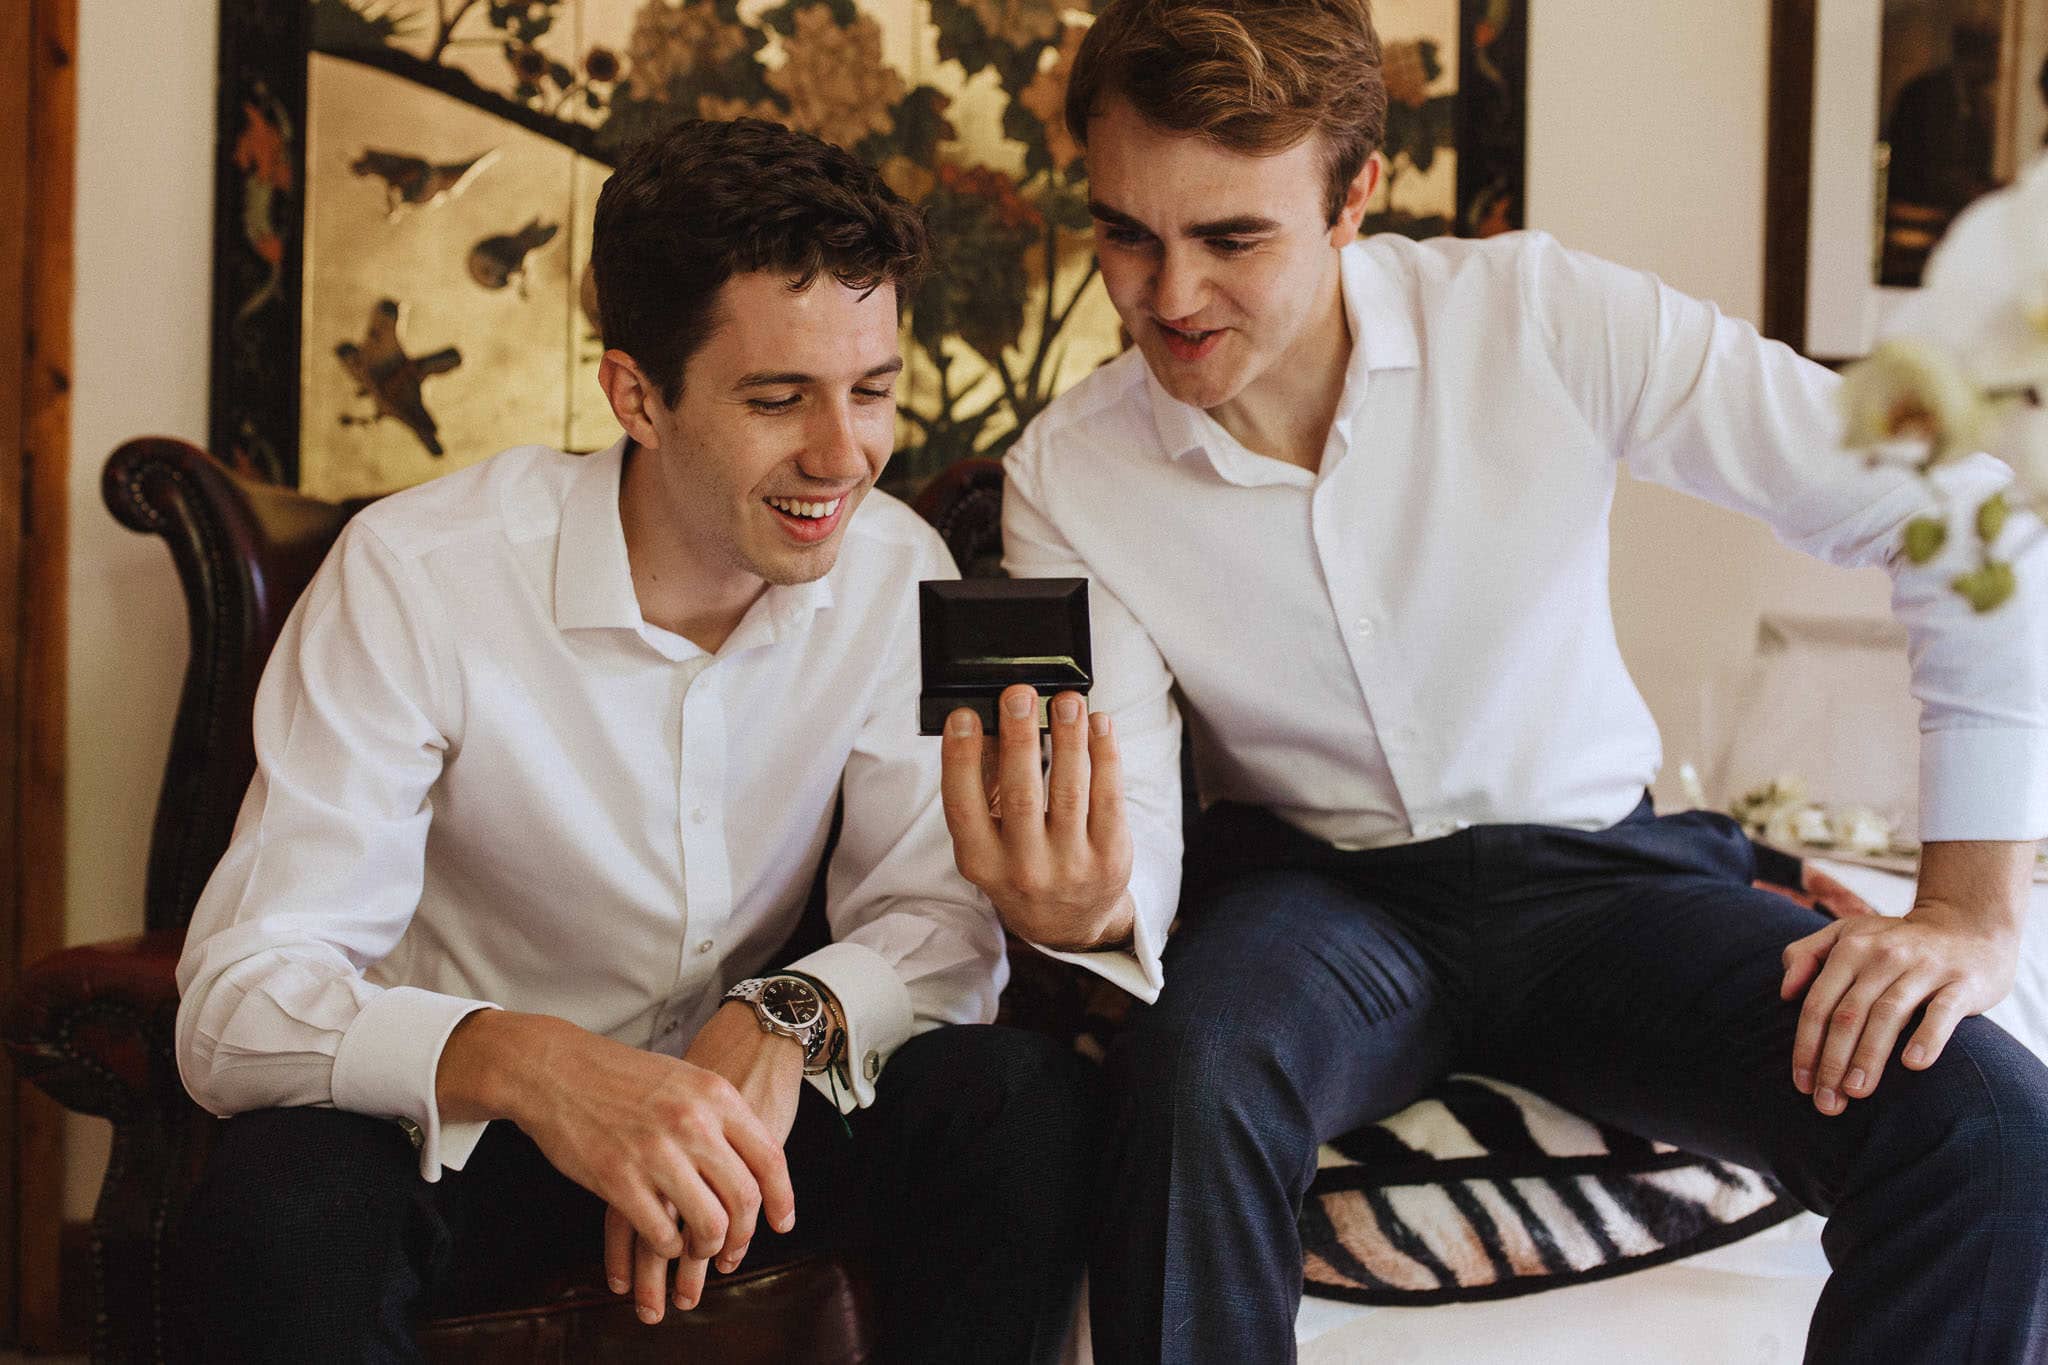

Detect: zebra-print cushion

[1301,1073,1799,1304]
[1006,950,1802,1307]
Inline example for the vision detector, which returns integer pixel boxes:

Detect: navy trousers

[1091,800,2048,1364]
[179,1023,1100,1363]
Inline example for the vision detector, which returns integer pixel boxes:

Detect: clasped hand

[501,1006,802,1324]
[939,684,1135,950]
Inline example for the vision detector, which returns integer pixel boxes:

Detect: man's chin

[750,537,843,588]
[1140,341,1245,411]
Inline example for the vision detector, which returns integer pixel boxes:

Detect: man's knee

[1108,993,1316,1157]
[870,1024,1104,1247]
[880,1024,1102,1154]
[180,1108,433,1328]
[1865,1020,2048,1207]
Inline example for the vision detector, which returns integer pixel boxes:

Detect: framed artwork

[211,0,1527,499]
[1764,0,2043,360]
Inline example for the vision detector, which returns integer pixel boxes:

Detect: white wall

[60,0,1894,1216]
[1526,0,1892,805]
[63,0,217,1218]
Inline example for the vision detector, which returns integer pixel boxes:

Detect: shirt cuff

[331,987,498,1182]
[1919,727,2048,843]
[1028,885,1168,1005]
[787,941,914,1112]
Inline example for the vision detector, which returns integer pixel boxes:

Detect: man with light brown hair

[936,0,2048,1360]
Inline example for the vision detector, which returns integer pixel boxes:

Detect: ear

[1328,152,1381,249]
[598,349,665,449]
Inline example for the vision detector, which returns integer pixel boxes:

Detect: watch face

[760,977,821,1030]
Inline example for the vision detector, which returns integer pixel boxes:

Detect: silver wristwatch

[722,973,842,1075]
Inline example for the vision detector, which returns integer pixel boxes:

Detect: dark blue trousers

[1091,800,2048,1364]
[179,1024,1099,1363]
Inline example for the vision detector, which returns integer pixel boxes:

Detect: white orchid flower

[1888,154,2048,395]
[1839,336,1994,469]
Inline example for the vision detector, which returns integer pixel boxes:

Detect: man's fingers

[1084,710,1128,850]
[1842,972,1938,1098]
[715,1240,751,1277]
[690,1138,764,1267]
[1791,952,1858,1096]
[1904,980,1971,1070]
[1044,692,1093,841]
[615,1187,685,1261]
[634,1203,675,1323]
[721,1107,797,1237]
[939,710,998,855]
[996,686,1049,849]
[1811,968,1906,1110]
[604,1205,635,1295]
[673,1255,711,1312]
[1779,920,1843,1001]
[655,1165,729,1261]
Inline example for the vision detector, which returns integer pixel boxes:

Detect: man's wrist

[436,1009,572,1127]
[779,971,849,1074]
[1913,840,2034,941]
[1033,890,1138,954]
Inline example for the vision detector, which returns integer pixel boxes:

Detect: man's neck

[1206,269,1353,473]
[618,443,765,655]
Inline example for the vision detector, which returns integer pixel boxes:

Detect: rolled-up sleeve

[174,520,496,1179]
[795,534,1010,1111]
[1001,435,1183,1002]
[1529,233,2048,842]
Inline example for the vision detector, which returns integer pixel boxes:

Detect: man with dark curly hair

[174,118,1098,1363]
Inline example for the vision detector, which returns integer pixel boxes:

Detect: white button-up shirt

[1006,231,2048,1001]
[176,440,1006,1178]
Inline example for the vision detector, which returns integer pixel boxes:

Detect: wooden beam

[1763,0,1817,354]
[12,0,74,1348]
[0,0,32,1340]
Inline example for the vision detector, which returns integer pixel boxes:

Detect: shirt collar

[1146,240,1422,471]
[554,437,643,631]
[552,436,837,652]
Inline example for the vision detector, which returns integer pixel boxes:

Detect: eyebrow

[1086,201,1282,239]
[732,357,904,390]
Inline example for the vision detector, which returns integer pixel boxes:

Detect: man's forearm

[1914,840,2036,942]
[435,1008,577,1126]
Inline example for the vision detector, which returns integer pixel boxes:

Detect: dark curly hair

[592,118,932,403]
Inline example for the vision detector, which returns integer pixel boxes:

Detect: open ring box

[918,578,1092,735]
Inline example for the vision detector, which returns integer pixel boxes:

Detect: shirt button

[1354,617,1375,638]
[696,939,714,956]
[690,807,707,824]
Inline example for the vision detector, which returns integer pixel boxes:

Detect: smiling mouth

[764,495,843,520]
[763,492,851,545]
[1157,321,1224,360]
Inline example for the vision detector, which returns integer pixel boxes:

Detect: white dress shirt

[176,439,1006,1179]
[1006,230,2048,1001]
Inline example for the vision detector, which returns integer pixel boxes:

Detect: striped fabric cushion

[1301,1074,1798,1304]
[1002,948,1802,1307]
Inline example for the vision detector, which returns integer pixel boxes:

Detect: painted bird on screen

[468,219,560,294]
[351,147,497,216]
[335,299,462,457]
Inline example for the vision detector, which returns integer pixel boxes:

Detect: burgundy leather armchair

[2,440,1013,1362]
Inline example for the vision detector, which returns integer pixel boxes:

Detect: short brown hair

[1065,0,1388,225]
[592,118,932,403]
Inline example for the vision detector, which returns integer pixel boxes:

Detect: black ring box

[918,578,1092,734]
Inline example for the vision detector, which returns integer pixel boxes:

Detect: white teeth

[767,496,843,519]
